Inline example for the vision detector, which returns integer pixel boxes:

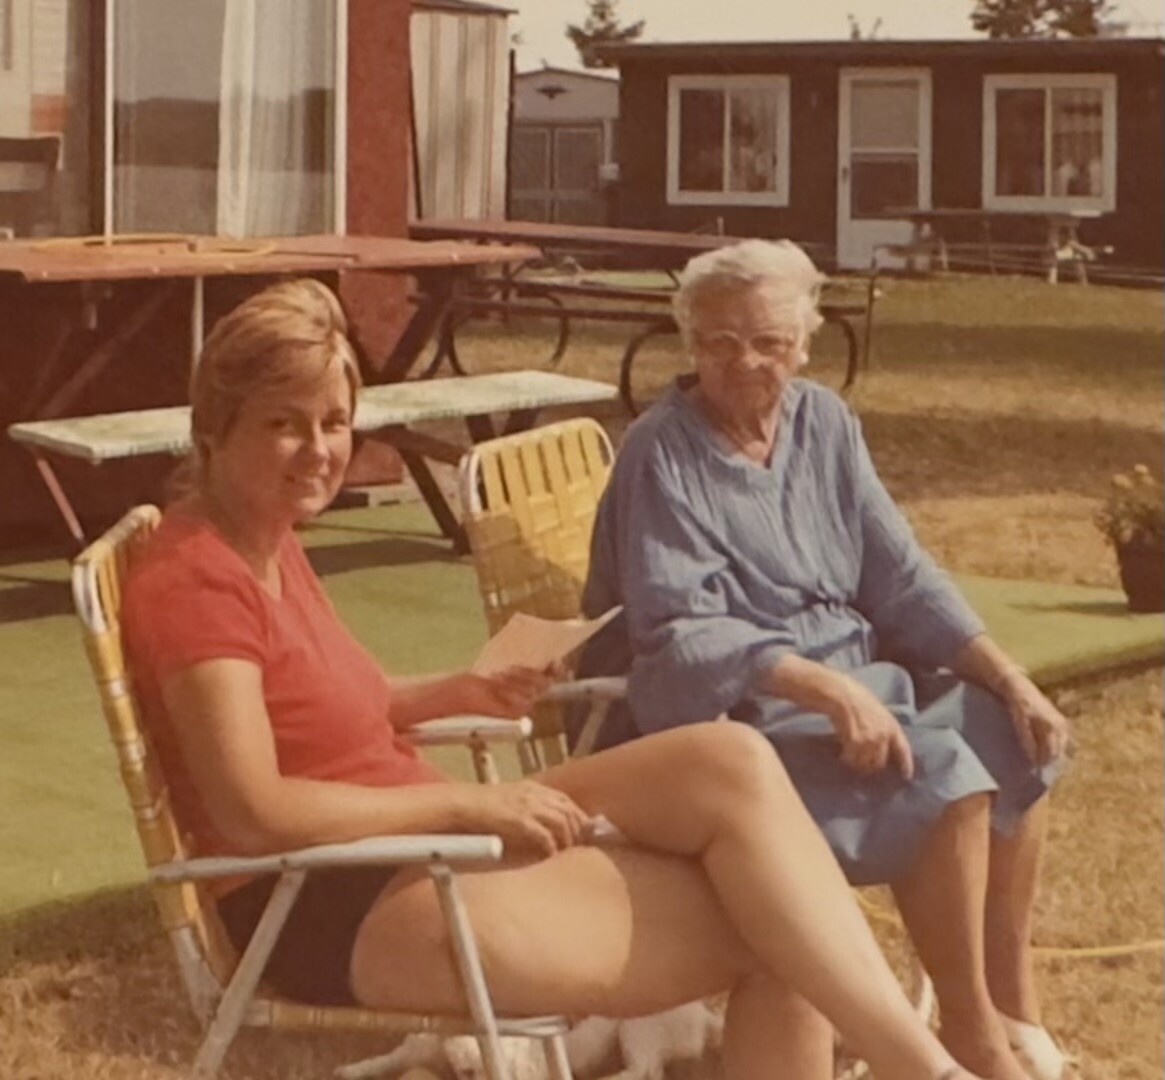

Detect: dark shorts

[217,865,396,1006]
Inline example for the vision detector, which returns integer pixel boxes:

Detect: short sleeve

[127,559,268,682]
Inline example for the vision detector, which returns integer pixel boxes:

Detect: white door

[837,69,932,269]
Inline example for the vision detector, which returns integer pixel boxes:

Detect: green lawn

[2,499,1160,919]
[0,504,492,917]
[2,273,1161,917]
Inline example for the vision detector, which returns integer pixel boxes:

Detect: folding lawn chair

[457,419,936,1080]
[71,504,574,1080]
[458,417,625,767]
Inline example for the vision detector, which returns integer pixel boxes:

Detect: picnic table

[879,208,1105,283]
[410,218,759,270]
[9,371,617,549]
[0,233,540,422]
[1,234,560,543]
[409,219,876,413]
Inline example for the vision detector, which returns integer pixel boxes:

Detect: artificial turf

[0,500,1160,917]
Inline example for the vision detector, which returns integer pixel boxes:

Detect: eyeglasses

[690,328,805,365]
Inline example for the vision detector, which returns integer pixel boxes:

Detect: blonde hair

[175,278,361,495]
[673,239,826,346]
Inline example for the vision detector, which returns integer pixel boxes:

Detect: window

[0,0,343,239]
[0,0,92,238]
[845,75,928,219]
[667,74,790,206]
[983,74,1116,212]
[114,0,341,236]
[1,0,13,72]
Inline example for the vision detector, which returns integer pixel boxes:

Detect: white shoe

[998,1013,1069,1080]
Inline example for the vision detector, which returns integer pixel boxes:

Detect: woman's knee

[943,790,993,827]
[683,721,790,805]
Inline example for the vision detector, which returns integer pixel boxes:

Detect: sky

[508,0,1161,72]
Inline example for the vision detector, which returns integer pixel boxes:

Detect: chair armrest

[544,676,627,703]
[408,714,534,747]
[149,834,503,885]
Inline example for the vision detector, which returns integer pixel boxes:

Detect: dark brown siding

[930,50,1165,266]
[1110,59,1164,269]
[617,58,840,250]
[614,44,1164,271]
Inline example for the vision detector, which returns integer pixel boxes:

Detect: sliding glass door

[0,0,93,237]
[113,0,340,236]
[0,0,343,239]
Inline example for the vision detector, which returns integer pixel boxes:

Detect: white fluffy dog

[364,999,723,1080]
[564,999,724,1080]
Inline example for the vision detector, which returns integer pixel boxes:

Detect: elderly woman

[122,278,985,1080]
[579,241,1071,1080]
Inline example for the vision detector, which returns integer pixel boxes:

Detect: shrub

[1094,465,1164,549]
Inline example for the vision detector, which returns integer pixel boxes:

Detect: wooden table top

[0,234,540,283]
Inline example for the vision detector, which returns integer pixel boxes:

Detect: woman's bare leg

[983,797,1048,1024]
[723,973,833,1080]
[354,723,974,1080]
[541,723,968,1080]
[892,795,1031,1080]
[355,844,811,1080]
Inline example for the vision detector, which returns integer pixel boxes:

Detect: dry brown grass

[1,274,1161,1078]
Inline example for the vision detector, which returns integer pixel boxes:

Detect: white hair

[673,239,826,344]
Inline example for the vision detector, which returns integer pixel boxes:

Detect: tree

[970,0,1114,38]
[847,14,884,39]
[1047,0,1114,35]
[565,0,645,69]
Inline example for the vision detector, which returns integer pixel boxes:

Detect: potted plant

[1094,464,1165,613]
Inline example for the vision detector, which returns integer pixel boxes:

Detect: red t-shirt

[122,510,444,865]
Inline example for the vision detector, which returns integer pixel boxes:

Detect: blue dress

[578,379,1058,885]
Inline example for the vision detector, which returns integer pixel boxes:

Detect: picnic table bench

[877,208,1108,283]
[8,370,617,550]
[440,279,870,415]
[410,219,878,413]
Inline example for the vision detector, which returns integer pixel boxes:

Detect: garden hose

[855,892,1164,959]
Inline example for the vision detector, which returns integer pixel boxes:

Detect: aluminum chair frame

[72,504,573,1080]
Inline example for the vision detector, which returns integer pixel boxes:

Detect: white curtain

[216,0,333,236]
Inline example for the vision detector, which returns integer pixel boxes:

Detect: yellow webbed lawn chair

[457,419,935,1080]
[458,417,626,767]
[72,504,573,1080]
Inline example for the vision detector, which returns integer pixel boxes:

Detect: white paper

[471,606,622,677]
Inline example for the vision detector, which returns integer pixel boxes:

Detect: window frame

[0,0,27,100]
[1,0,13,72]
[981,72,1117,213]
[666,73,791,207]
[101,0,348,238]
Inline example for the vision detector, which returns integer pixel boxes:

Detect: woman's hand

[994,669,1070,766]
[826,674,915,779]
[452,665,559,719]
[763,655,913,778]
[459,779,590,856]
[953,635,1069,766]
[389,664,564,728]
